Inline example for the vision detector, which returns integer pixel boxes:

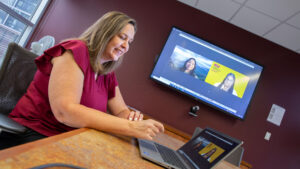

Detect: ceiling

[178,0,300,54]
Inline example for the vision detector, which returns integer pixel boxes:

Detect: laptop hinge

[178,150,199,169]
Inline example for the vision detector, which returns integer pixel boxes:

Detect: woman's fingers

[144,120,164,139]
[150,119,165,133]
[146,126,160,140]
[130,118,164,140]
[133,111,140,121]
[128,111,143,121]
[150,123,160,134]
[147,128,156,139]
[138,113,143,121]
[128,111,135,121]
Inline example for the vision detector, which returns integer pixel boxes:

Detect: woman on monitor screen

[1,11,164,150]
[214,73,237,96]
[180,58,197,78]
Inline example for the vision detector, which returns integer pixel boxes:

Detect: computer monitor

[150,27,263,120]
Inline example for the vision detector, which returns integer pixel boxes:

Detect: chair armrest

[0,113,27,134]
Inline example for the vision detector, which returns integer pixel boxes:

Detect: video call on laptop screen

[150,27,263,120]
[179,128,241,168]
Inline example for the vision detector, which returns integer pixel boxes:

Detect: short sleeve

[107,72,119,99]
[35,40,89,75]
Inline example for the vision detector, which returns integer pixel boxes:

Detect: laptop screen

[179,128,242,168]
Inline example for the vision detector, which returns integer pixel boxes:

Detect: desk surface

[0,128,240,169]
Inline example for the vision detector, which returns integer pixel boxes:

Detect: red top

[9,40,118,136]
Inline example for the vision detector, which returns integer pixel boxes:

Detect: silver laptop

[138,127,243,169]
[191,127,244,167]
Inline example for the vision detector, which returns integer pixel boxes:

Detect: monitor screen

[150,27,263,120]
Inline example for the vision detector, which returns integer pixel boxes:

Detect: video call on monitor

[150,27,263,120]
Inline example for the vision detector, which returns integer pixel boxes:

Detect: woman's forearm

[53,102,164,140]
[54,103,133,136]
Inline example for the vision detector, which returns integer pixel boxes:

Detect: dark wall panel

[29,0,300,168]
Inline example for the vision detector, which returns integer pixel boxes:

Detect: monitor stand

[191,127,244,167]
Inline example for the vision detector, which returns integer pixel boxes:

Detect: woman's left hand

[128,111,143,121]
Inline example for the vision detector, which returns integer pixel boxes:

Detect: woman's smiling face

[101,23,135,63]
[185,59,196,71]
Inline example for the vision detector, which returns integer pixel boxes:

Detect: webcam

[188,105,200,117]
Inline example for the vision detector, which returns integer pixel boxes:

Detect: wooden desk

[0,128,240,169]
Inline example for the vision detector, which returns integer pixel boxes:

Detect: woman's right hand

[129,119,164,140]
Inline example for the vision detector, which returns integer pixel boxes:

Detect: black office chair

[0,42,38,134]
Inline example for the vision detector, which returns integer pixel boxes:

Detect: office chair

[0,42,38,134]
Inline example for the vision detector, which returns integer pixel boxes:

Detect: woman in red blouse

[1,11,164,150]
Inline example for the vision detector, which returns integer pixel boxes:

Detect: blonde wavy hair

[78,11,137,74]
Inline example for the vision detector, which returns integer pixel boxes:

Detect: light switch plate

[264,131,271,141]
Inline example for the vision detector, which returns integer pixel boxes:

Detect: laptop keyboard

[154,143,188,169]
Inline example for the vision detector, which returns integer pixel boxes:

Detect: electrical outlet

[264,131,271,141]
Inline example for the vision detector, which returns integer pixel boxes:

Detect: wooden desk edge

[0,127,245,169]
[0,128,88,160]
[0,111,252,168]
